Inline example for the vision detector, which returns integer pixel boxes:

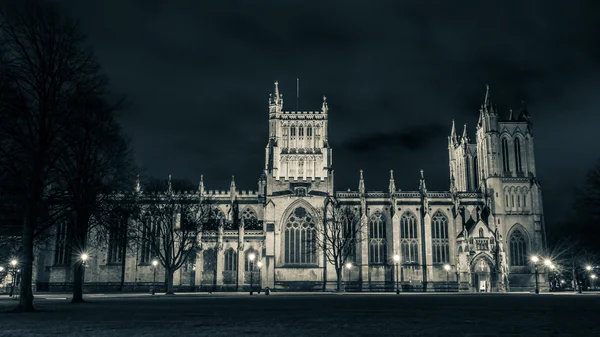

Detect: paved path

[1,292,599,336]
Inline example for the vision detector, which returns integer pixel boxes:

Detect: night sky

[60,0,600,235]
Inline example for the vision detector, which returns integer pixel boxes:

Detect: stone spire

[484,84,491,108]
[419,169,427,194]
[167,174,172,194]
[322,95,328,113]
[274,81,280,102]
[461,124,469,144]
[198,174,205,196]
[389,169,396,194]
[135,174,141,194]
[230,175,236,203]
[508,108,514,121]
[450,119,458,144]
[358,169,365,194]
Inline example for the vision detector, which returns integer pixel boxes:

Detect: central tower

[263,81,333,196]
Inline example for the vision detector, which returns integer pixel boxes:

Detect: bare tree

[574,157,600,250]
[135,180,211,294]
[0,0,103,311]
[315,198,363,292]
[57,91,135,303]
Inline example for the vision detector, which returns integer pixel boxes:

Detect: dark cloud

[57,0,600,235]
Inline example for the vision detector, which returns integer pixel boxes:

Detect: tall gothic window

[514,138,523,173]
[466,159,471,191]
[223,248,237,284]
[400,212,419,264]
[203,248,216,272]
[509,229,528,267]
[473,156,478,190]
[307,127,313,136]
[139,218,154,264]
[284,207,317,265]
[107,218,126,264]
[431,211,449,264]
[54,221,71,265]
[290,126,296,137]
[224,248,237,272]
[502,138,511,173]
[369,211,387,265]
[342,208,359,262]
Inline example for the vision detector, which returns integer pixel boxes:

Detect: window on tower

[307,127,312,136]
[299,127,304,136]
[502,138,511,174]
[291,127,296,136]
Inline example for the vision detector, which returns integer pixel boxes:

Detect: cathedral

[33,82,546,293]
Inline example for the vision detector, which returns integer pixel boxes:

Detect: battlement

[280,111,325,115]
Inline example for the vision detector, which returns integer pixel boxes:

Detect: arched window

[509,229,528,266]
[245,248,259,271]
[431,211,449,264]
[284,207,317,265]
[241,207,260,230]
[466,159,471,191]
[224,248,237,272]
[473,156,478,190]
[400,212,419,264]
[203,248,216,272]
[502,138,511,173]
[54,221,71,265]
[307,127,313,136]
[299,127,304,137]
[223,248,237,284]
[514,138,523,173]
[369,211,387,264]
[290,126,296,137]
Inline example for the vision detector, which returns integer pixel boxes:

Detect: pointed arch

[400,211,419,264]
[431,210,449,264]
[369,210,387,264]
[507,224,529,267]
[241,207,260,229]
[514,136,524,174]
[501,136,511,174]
[282,201,318,266]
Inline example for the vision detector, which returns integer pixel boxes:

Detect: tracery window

[241,207,261,229]
[514,138,523,173]
[369,211,387,264]
[284,207,317,265]
[224,248,237,272]
[400,212,419,264]
[502,138,511,173]
[431,211,450,264]
[509,229,528,267]
[54,221,71,265]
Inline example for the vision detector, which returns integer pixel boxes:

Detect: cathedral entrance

[471,257,492,293]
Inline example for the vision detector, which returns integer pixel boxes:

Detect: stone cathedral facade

[34,82,546,293]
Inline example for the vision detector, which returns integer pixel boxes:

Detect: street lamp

[444,264,451,292]
[345,262,352,292]
[586,265,592,271]
[249,253,256,295]
[393,254,400,294]
[10,260,18,297]
[80,253,89,291]
[591,274,597,291]
[257,261,263,294]
[531,255,539,294]
[152,260,158,295]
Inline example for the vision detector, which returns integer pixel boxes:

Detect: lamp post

[249,253,256,295]
[592,274,597,291]
[531,255,539,294]
[393,254,400,294]
[10,259,17,297]
[257,261,263,294]
[444,264,451,292]
[152,260,158,295]
[80,253,88,293]
[345,262,352,292]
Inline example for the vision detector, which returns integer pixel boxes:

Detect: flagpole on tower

[296,78,299,112]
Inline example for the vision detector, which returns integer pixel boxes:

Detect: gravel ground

[0,292,598,336]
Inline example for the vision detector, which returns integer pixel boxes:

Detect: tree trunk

[15,215,35,312]
[166,268,175,295]
[336,267,343,292]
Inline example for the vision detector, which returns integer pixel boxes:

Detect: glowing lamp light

[249,253,256,261]
[345,262,352,269]
[81,253,89,262]
[586,265,592,271]
[444,264,451,271]
[393,254,400,262]
[152,260,158,267]
[531,256,539,263]
[544,259,552,266]
[257,261,263,268]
